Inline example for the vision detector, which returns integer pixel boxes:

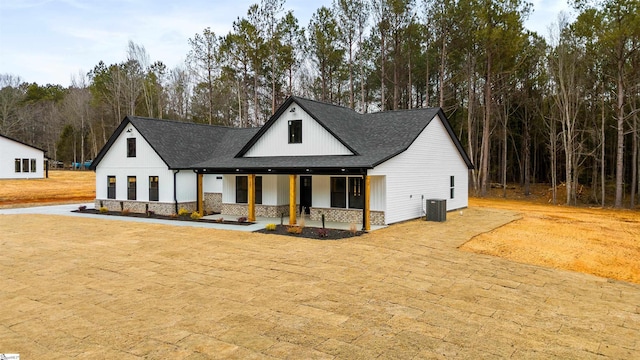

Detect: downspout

[362,169,367,231]
[173,170,180,214]
[193,170,198,214]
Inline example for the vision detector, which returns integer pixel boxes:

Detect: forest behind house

[1,0,639,208]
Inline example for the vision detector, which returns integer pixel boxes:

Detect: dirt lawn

[2,172,639,284]
[463,198,640,284]
[0,170,95,208]
[1,211,639,358]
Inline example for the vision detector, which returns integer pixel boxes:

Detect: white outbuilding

[0,134,46,179]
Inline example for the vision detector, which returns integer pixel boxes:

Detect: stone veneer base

[310,207,385,226]
[204,193,222,213]
[221,203,291,218]
[219,203,385,226]
[95,199,196,216]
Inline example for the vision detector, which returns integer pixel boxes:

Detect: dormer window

[288,120,302,144]
[127,138,136,157]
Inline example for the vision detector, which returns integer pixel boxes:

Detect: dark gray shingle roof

[91,97,473,172]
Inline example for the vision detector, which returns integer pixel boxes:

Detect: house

[0,134,46,179]
[90,96,473,229]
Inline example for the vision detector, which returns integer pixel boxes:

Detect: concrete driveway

[0,207,638,358]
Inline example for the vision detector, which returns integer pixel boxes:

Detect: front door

[300,176,312,214]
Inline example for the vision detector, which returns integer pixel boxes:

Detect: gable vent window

[127,137,136,157]
[288,120,302,144]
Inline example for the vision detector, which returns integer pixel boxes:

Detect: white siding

[369,176,386,212]
[95,123,175,202]
[203,174,223,193]
[176,172,196,201]
[0,137,44,179]
[222,175,236,203]
[368,115,469,224]
[276,175,291,205]
[262,175,277,205]
[312,176,330,208]
[223,174,297,205]
[244,103,353,157]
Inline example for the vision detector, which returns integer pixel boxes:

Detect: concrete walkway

[0,206,638,358]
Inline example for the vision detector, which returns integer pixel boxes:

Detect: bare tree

[0,74,25,136]
[548,15,586,205]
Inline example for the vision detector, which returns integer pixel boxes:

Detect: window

[331,177,365,209]
[127,138,136,157]
[348,177,364,209]
[149,176,159,201]
[236,176,248,203]
[22,159,29,172]
[15,159,20,173]
[330,177,347,208]
[107,176,116,199]
[255,176,262,205]
[30,159,36,172]
[450,176,455,199]
[127,176,136,200]
[235,176,262,204]
[288,120,302,143]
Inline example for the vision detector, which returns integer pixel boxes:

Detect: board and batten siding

[203,174,223,193]
[223,174,298,205]
[243,104,353,157]
[0,136,44,179]
[368,115,469,224]
[95,123,176,202]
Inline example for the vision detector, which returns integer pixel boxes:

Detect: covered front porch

[194,169,386,231]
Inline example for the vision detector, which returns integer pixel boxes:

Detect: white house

[0,134,46,179]
[91,96,473,229]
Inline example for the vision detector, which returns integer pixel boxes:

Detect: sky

[0,0,573,87]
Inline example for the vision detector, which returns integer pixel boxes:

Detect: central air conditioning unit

[426,199,446,222]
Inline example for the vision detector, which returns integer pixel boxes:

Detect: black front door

[300,176,312,214]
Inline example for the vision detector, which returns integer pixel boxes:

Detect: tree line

[0,0,639,208]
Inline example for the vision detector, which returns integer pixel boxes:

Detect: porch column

[364,175,371,231]
[248,174,256,222]
[289,174,297,225]
[197,173,204,216]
